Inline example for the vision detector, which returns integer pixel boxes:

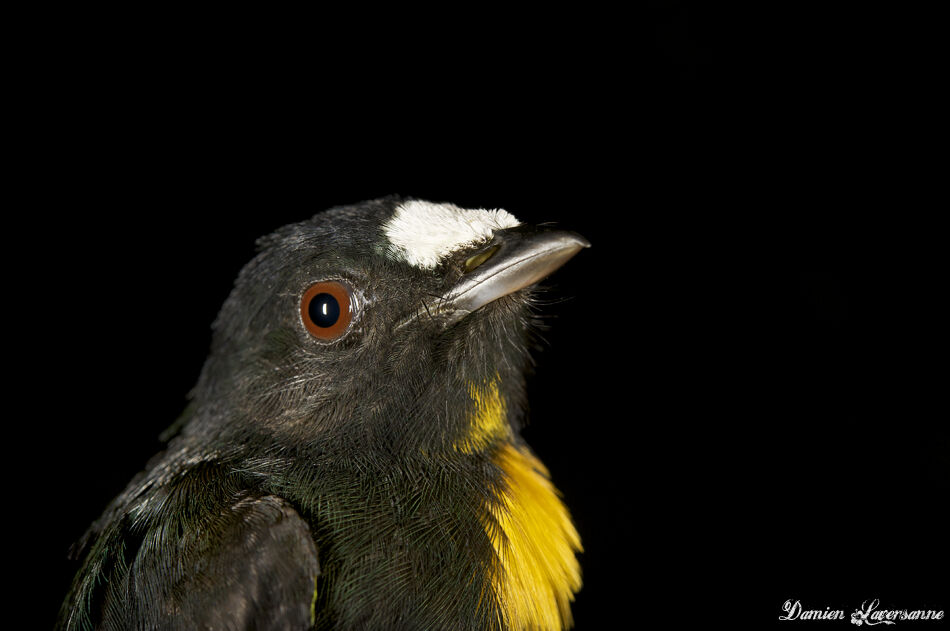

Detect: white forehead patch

[383,200,520,269]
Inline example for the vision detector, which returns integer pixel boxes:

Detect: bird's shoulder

[60,456,320,630]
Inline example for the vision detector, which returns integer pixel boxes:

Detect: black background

[21,3,946,629]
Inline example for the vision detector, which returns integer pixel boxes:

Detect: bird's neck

[452,374,511,454]
[485,441,583,630]
[458,374,584,630]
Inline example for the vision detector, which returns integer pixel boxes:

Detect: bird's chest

[309,465,499,628]
[308,447,581,630]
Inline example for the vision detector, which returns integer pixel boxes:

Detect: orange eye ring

[300,281,354,341]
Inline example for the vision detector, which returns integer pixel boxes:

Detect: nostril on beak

[463,244,501,273]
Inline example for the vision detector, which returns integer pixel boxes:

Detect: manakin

[59,197,589,630]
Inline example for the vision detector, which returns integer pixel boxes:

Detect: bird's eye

[301,281,354,341]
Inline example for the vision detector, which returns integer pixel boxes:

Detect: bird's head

[185,197,588,461]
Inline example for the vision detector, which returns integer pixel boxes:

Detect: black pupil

[309,293,340,328]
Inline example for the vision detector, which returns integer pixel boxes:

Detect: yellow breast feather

[489,442,583,630]
[459,377,582,630]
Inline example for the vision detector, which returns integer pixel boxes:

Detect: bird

[58,196,589,630]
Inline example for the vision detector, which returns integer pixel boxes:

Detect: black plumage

[59,196,587,630]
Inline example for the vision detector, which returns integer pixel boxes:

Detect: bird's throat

[454,377,511,454]
[455,376,583,629]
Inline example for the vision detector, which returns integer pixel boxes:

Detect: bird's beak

[438,225,590,325]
